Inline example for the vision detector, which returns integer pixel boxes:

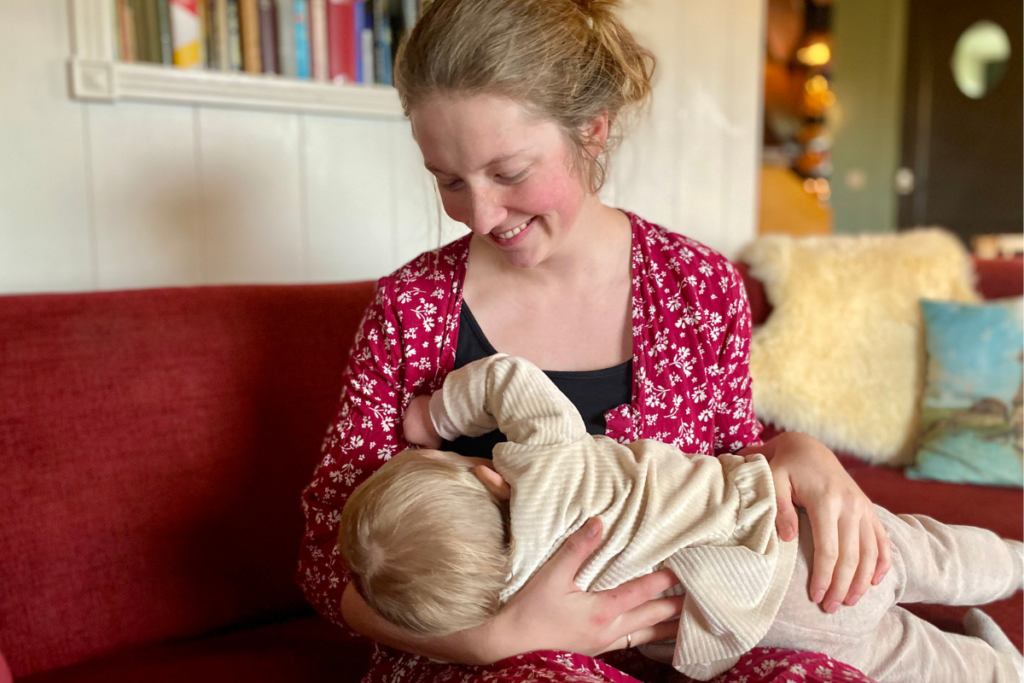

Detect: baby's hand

[402,394,442,449]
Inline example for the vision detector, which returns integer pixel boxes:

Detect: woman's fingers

[773,474,799,542]
[806,501,840,604]
[821,509,861,612]
[616,593,685,636]
[598,567,680,613]
[536,517,604,585]
[844,516,879,606]
[600,618,681,654]
[872,515,893,585]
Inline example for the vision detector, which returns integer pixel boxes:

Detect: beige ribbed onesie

[429,354,1023,682]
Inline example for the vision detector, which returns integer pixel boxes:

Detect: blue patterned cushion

[907,297,1024,486]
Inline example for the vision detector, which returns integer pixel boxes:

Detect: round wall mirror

[951,20,1012,99]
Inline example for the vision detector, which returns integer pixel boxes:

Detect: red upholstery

[0,259,1019,682]
[0,283,375,679]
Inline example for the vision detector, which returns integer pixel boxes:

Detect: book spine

[352,0,363,83]
[197,0,209,66]
[169,0,203,68]
[157,0,174,64]
[226,0,243,69]
[238,0,262,73]
[276,0,296,76]
[258,0,279,73]
[401,0,417,38]
[327,0,355,84]
[359,3,373,85]
[372,0,391,85]
[118,0,137,62]
[214,0,231,69]
[132,0,152,63]
[309,0,329,82]
[293,0,312,78]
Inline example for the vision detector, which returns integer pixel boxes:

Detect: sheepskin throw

[741,229,979,465]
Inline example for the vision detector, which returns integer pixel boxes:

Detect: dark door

[898,0,1022,239]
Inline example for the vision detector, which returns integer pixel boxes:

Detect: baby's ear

[473,465,511,502]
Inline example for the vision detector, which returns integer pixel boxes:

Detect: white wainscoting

[0,0,765,295]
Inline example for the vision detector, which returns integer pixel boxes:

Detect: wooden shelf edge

[68,58,406,119]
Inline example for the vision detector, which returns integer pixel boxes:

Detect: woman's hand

[489,517,684,659]
[403,395,442,448]
[744,432,892,614]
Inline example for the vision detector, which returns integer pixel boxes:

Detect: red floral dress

[296,212,876,683]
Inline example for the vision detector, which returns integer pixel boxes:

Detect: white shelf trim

[68,0,405,119]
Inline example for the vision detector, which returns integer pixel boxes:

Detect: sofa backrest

[0,283,375,678]
[737,257,1023,325]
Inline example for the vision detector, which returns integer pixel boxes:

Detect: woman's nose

[467,187,507,236]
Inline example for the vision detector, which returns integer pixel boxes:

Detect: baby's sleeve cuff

[428,390,462,443]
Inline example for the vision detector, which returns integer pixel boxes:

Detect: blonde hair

[337,451,511,636]
[394,0,655,193]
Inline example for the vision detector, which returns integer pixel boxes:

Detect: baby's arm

[429,354,588,447]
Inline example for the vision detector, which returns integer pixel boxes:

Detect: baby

[338,354,1024,682]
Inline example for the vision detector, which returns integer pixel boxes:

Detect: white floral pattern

[296,213,877,683]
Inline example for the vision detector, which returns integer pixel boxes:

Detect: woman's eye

[499,171,528,184]
[440,179,463,191]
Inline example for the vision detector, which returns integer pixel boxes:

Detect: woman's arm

[741,432,893,614]
[342,517,686,663]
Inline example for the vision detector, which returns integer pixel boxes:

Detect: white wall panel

[614,0,765,260]
[87,102,203,289]
[304,115,396,283]
[197,107,304,284]
[0,0,93,292]
[390,124,469,268]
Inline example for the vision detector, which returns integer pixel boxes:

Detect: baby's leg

[875,505,1022,605]
[851,605,1020,682]
[759,509,1022,682]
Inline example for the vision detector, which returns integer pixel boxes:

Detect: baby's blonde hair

[337,451,511,636]
[395,0,655,193]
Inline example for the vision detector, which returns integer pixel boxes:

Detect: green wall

[829,0,909,234]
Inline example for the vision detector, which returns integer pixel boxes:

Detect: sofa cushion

[16,614,370,683]
[0,283,375,678]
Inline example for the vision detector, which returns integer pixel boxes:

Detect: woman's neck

[470,200,631,292]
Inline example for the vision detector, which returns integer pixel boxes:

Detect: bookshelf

[68,0,405,119]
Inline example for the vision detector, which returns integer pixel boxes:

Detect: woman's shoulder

[627,211,744,288]
[376,234,472,295]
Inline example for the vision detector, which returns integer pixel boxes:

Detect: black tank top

[443,302,632,460]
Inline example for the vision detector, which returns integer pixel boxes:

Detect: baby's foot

[964,608,1023,681]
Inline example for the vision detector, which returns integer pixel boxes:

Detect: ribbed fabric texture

[434,355,799,680]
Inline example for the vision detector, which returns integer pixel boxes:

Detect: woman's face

[411,94,593,270]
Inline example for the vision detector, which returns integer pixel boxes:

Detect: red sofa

[1,259,1020,683]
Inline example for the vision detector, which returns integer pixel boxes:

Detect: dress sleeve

[296,279,407,635]
[713,262,764,455]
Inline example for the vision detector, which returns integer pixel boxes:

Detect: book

[238,0,262,73]
[353,0,364,83]
[169,0,203,68]
[401,0,417,39]
[327,0,356,84]
[207,0,229,69]
[276,0,297,76]
[293,0,312,78]
[117,0,137,62]
[258,0,279,73]
[359,1,374,84]
[226,0,243,70]
[309,0,329,81]
[132,0,157,63]
[156,0,173,64]
[372,0,391,85]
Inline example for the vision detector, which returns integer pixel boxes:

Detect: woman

[297,0,890,680]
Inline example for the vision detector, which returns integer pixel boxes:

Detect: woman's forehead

[411,94,559,174]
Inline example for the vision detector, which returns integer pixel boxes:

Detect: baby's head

[337,449,511,636]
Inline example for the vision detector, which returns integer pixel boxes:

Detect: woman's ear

[580,111,611,155]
